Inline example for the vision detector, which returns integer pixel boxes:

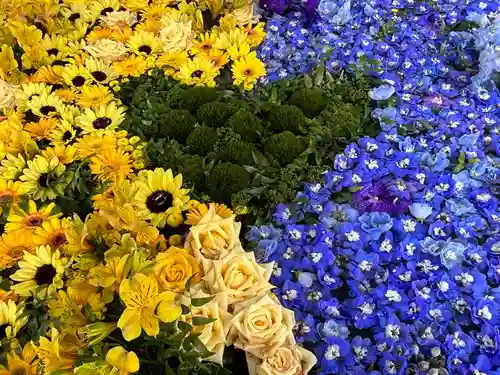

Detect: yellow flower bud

[116,130,128,139]
[129,136,141,145]
[132,149,143,159]
[124,145,134,152]
[117,138,129,147]
[133,161,145,169]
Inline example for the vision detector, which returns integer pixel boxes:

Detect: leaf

[181,304,191,315]
[314,66,325,86]
[192,316,217,326]
[251,151,269,167]
[304,75,313,89]
[243,165,259,173]
[177,320,193,333]
[191,296,215,307]
[185,274,198,293]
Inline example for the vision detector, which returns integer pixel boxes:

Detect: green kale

[264,131,305,166]
[287,87,327,118]
[186,125,218,156]
[226,110,263,142]
[266,104,306,134]
[196,102,240,127]
[207,163,251,203]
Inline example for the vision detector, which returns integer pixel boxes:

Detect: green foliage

[178,154,207,190]
[179,86,219,112]
[155,109,197,143]
[264,131,305,166]
[287,87,327,118]
[226,109,263,142]
[266,104,306,134]
[217,138,255,165]
[186,126,218,156]
[196,102,239,127]
[207,163,250,202]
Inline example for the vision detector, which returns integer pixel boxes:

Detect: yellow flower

[232,53,266,90]
[227,42,251,61]
[10,245,68,298]
[84,38,129,62]
[133,168,190,228]
[176,56,219,88]
[34,217,68,250]
[24,118,59,141]
[19,155,71,202]
[190,32,218,56]
[6,200,61,235]
[84,56,118,84]
[0,79,18,112]
[0,300,28,339]
[112,55,149,77]
[0,342,38,375]
[156,51,189,76]
[0,45,18,77]
[77,86,114,109]
[49,120,78,146]
[90,147,134,183]
[116,203,159,245]
[231,1,255,25]
[75,132,117,158]
[26,93,64,118]
[0,154,26,181]
[89,254,130,293]
[106,346,140,374]
[185,202,233,225]
[62,64,93,89]
[40,34,71,64]
[76,102,126,134]
[206,49,230,69]
[7,22,42,50]
[41,144,76,165]
[15,82,52,110]
[0,180,22,217]
[153,246,201,293]
[127,30,163,56]
[31,66,65,86]
[159,16,194,53]
[33,328,79,374]
[0,232,35,269]
[64,214,93,256]
[241,23,266,47]
[214,29,248,50]
[118,273,181,341]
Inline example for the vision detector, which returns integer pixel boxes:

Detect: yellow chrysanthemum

[76,102,126,134]
[6,200,61,235]
[41,144,77,165]
[190,32,219,56]
[90,147,133,183]
[11,245,67,298]
[133,168,190,228]
[33,328,79,374]
[77,86,114,110]
[106,346,140,374]
[74,131,117,158]
[231,52,266,90]
[127,30,163,56]
[0,232,35,269]
[19,156,71,202]
[112,55,149,77]
[62,64,93,89]
[84,56,118,84]
[24,118,59,141]
[0,154,26,181]
[34,217,69,250]
[176,55,219,88]
[0,300,28,339]
[118,273,181,341]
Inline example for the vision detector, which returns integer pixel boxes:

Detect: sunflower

[77,86,113,109]
[62,64,92,89]
[11,245,67,298]
[15,82,52,110]
[156,51,189,76]
[231,53,266,90]
[90,147,133,183]
[34,218,69,250]
[49,120,78,146]
[0,232,35,269]
[0,180,22,216]
[112,55,149,77]
[6,200,61,235]
[0,154,26,180]
[19,155,72,202]
[26,93,64,119]
[90,0,121,18]
[176,56,219,88]
[0,300,28,340]
[133,168,190,228]
[40,34,71,64]
[60,1,95,24]
[84,56,118,84]
[76,102,126,134]
[30,66,65,86]
[24,118,59,140]
[127,30,163,56]
[190,32,219,56]
[74,132,117,158]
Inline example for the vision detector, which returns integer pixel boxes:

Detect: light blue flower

[368,85,395,101]
[445,198,477,216]
[409,203,433,221]
[298,272,316,288]
[421,237,446,256]
[317,320,350,339]
[359,212,393,240]
[440,241,466,269]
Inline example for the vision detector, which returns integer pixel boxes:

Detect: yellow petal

[156,300,181,323]
[106,346,140,373]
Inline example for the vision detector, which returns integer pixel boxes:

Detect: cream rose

[231,2,255,25]
[100,10,138,29]
[0,80,18,111]
[202,252,273,305]
[227,294,295,359]
[179,290,232,364]
[185,205,242,261]
[153,246,201,293]
[246,345,317,375]
[159,19,194,53]
[84,39,129,62]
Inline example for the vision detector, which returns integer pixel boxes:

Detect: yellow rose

[231,2,255,25]
[0,80,18,111]
[227,294,295,359]
[246,346,317,375]
[153,246,201,293]
[202,251,273,305]
[100,11,138,29]
[84,39,129,62]
[185,205,242,261]
[160,20,194,53]
[179,290,232,364]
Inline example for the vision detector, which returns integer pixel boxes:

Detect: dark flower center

[39,173,50,187]
[51,84,64,91]
[40,106,56,116]
[243,69,253,76]
[92,117,112,129]
[0,325,7,340]
[24,110,40,123]
[191,70,203,78]
[146,190,173,213]
[27,216,44,227]
[72,76,86,87]
[24,68,37,76]
[52,60,68,67]
[35,264,57,285]
[101,7,114,15]
[138,45,152,54]
[47,48,59,56]
[69,13,81,21]
[35,21,48,34]
[63,130,73,141]
[51,232,67,247]
[91,71,107,81]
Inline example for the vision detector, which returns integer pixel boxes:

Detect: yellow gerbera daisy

[133,168,190,228]
[53,88,77,103]
[214,29,248,50]
[231,52,266,90]
[0,232,35,269]
[0,154,26,181]
[76,102,126,134]
[190,32,219,56]
[227,42,251,61]
[185,202,233,225]
[41,144,77,165]
[156,51,189,76]
[62,64,92,89]
[206,49,230,69]
[241,22,266,47]
[0,300,28,339]
[74,132,117,159]
[34,218,69,250]
[24,118,59,141]
[90,147,133,183]
[11,245,67,298]
[112,55,149,77]
[6,200,61,235]
[76,86,113,109]
[84,56,118,84]
[135,18,163,33]
[127,30,163,56]
[176,56,219,88]
[19,155,71,202]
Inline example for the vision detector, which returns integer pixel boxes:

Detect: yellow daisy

[112,55,149,77]
[133,168,190,228]
[34,218,69,250]
[77,86,113,109]
[231,52,266,90]
[227,42,251,61]
[26,93,64,118]
[90,147,133,184]
[24,118,59,141]
[214,29,248,50]
[0,232,35,269]
[206,49,230,69]
[6,200,61,235]
[53,88,77,103]
[127,30,163,56]
[74,131,117,159]
[15,82,52,110]
[156,51,189,76]
[41,144,77,165]
[49,120,78,146]
[62,64,92,89]
[84,56,118,84]
[241,22,266,47]
[190,32,219,56]
[76,102,126,134]
[0,300,28,339]
[11,245,68,298]
[40,34,71,64]
[176,56,219,88]
[0,154,26,181]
